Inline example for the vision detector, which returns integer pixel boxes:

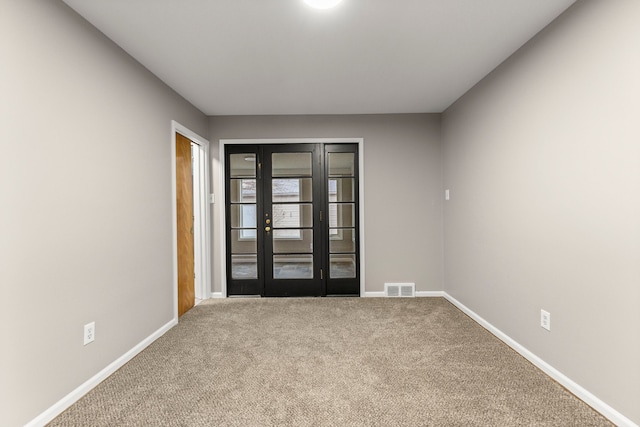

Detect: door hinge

[320,269,323,280]
[320,210,323,222]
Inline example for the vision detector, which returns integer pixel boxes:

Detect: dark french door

[225,143,360,297]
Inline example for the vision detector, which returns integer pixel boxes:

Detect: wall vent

[384,283,415,297]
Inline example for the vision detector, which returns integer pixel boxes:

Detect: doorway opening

[221,139,364,297]
[172,121,212,318]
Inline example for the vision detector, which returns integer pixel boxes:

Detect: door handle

[265,227,271,232]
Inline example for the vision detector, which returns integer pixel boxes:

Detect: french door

[225,143,360,297]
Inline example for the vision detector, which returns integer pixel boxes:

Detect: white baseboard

[26,318,178,427]
[210,292,225,298]
[443,293,637,427]
[415,291,446,298]
[363,291,385,297]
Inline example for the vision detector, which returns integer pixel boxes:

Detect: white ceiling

[61,0,576,116]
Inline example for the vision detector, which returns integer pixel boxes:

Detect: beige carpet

[49,298,611,426]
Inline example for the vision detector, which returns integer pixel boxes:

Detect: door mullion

[315,143,327,295]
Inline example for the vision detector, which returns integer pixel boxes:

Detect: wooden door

[176,133,194,316]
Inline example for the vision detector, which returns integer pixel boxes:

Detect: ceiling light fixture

[303,0,343,10]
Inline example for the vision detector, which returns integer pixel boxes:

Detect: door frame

[172,121,212,320]
[218,138,365,297]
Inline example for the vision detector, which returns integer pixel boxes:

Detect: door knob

[266,219,271,225]
[265,227,271,232]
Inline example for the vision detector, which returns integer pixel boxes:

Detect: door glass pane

[328,178,355,202]
[329,203,355,228]
[272,178,312,202]
[272,204,313,228]
[272,153,312,177]
[232,255,257,279]
[230,154,256,178]
[230,179,256,203]
[230,204,256,228]
[230,230,257,254]
[273,255,313,279]
[327,153,355,177]
[330,254,356,278]
[273,229,313,253]
[329,229,356,253]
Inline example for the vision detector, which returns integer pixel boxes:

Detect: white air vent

[384,283,415,298]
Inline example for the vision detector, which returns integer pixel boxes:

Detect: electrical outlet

[84,322,95,345]
[540,310,551,331]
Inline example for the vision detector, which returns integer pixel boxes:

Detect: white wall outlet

[84,322,95,345]
[540,310,551,331]
[445,189,450,200]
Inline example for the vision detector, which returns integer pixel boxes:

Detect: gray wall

[0,2,208,426]
[442,1,640,424]
[208,115,443,295]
